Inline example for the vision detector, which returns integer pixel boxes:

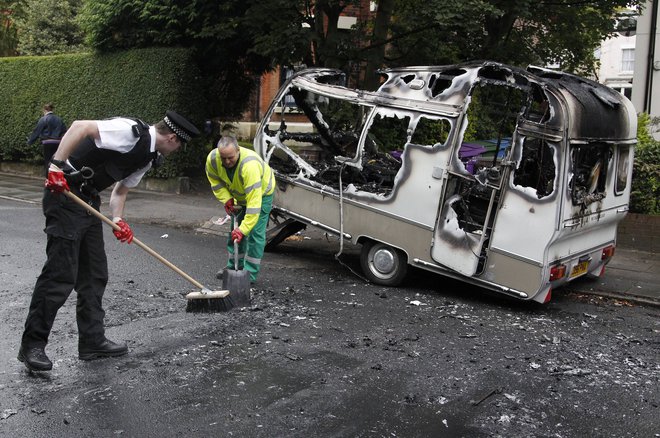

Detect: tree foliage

[77,0,192,50]
[12,0,84,55]
[77,0,277,117]
[382,0,644,76]
[0,0,20,56]
[76,0,373,115]
[631,113,660,214]
[242,0,362,69]
[11,0,648,112]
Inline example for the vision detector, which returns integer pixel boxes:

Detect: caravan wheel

[360,241,408,286]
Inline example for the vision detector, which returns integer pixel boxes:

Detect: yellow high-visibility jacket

[205,146,275,235]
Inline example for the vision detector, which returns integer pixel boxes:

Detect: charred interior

[264,87,452,196]
[513,137,556,198]
[615,145,631,195]
[569,143,612,207]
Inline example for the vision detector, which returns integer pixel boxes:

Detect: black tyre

[360,240,408,286]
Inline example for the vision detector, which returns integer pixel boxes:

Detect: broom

[62,189,234,312]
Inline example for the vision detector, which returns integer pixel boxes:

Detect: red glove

[45,167,70,193]
[231,228,244,244]
[224,199,236,215]
[113,219,134,244]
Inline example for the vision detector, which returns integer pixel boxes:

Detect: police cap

[164,111,200,143]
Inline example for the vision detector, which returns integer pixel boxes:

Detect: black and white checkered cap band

[164,116,191,142]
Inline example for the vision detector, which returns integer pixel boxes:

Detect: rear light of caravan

[601,245,615,260]
[549,264,566,281]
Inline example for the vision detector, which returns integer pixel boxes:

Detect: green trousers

[227,193,273,282]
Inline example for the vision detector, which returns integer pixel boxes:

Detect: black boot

[18,346,53,371]
[79,338,128,361]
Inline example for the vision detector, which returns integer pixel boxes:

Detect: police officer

[205,135,274,283]
[18,111,200,372]
[27,103,67,174]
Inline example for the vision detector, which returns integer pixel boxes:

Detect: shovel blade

[222,268,251,307]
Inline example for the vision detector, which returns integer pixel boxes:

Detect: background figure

[27,103,67,174]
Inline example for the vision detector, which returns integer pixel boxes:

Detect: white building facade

[631,0,660,138]
[599,33,636,99]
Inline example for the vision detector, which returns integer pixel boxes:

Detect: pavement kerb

[563,288,660,308]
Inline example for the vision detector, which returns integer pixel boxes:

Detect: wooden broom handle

[62,190,206,290]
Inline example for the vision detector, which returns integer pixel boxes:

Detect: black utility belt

[64,167,100,200]
[64,166,94,185]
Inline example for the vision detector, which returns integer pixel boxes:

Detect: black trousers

[42,141,60,176]
[21,189,108,349]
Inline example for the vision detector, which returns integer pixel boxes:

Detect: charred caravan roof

[285,61,637,142]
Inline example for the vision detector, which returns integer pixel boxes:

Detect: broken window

[524,84,551,123]
[445,178,494,234]
[459,82,526,177]
[358,112,409,192]
[428,69,467,97]
[263,88,409,196]
[569,143,612,206]
[446,81,528,235]
[263,87,369,171]
[410,117,451,147]
[365,112,409,155]
[615,145,631,195]
[513,137,556,198]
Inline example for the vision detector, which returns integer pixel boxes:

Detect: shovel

[222,219,251,307]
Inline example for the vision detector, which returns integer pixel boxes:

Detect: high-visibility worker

[205,135,274,282]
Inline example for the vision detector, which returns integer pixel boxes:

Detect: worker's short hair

[43,103,54,111]
[154,120,172,136]
[217,135,239,150]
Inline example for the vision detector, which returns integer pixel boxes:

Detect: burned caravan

[254,62,636,303]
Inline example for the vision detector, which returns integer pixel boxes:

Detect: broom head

[185,289,233,313]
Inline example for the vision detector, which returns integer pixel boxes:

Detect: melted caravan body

[254,62,637,303]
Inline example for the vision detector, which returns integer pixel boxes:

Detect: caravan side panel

[274,181,434,260]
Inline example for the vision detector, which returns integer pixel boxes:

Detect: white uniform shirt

[94,118,157,188]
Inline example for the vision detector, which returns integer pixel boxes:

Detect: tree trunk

[314,0,346,68]
[363,0,394,90]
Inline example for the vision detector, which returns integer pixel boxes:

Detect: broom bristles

[185,290,234,313]
[186,297,234,312]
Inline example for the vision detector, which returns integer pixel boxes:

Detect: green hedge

[0,48,212,178]
[630,113,660,215]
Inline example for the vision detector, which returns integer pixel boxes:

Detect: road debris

[1,409,17,420]
[471,388,502,406]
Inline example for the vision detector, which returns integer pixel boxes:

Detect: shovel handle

[62,190,206,291]
[234,239,239,271]
[232,212,239,271]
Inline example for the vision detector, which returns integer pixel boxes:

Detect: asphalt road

[0,198,658,437]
